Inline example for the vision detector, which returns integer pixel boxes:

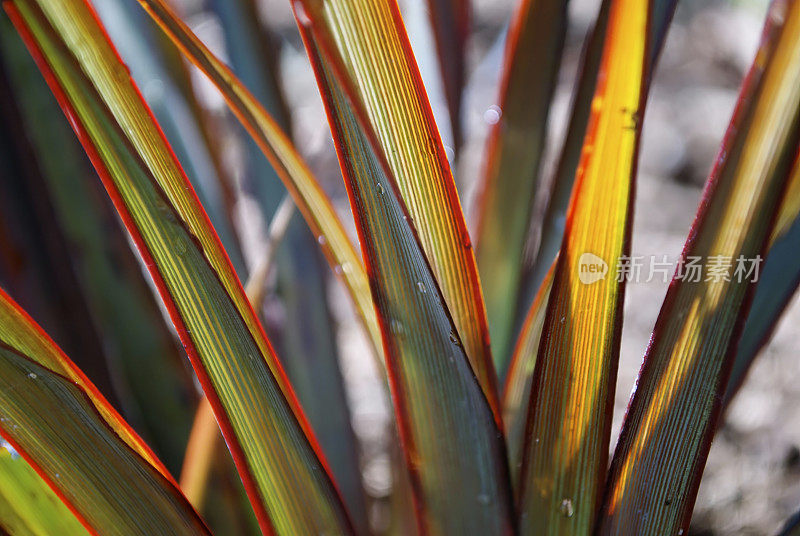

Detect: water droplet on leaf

[559,498,574,518]
[449,331,461,346]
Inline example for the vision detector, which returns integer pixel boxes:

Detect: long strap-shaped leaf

[6,1,355,534]
[424,0,469,151]
[513,0,677,379]
[600,2,800,533]
[473,0,568,375]
[296,14,514,534]
[0,446,89,536]
[0,16,196,475]
[724,159,800,403]
[501,260,554,485]
[0,288,207,535]
[511,2,610,366]
[515,1,648,533]
[296,0,499,415]
[134,0,381,360]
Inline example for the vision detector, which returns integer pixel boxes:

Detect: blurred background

[0,0,795,534]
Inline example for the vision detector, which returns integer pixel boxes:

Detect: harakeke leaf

[295,0,499,414]
[514,0,677,374]
[511,2,609,367]
[501,259,554,485]
[6,0,355,533]
[295,11,514,535]
[424,0,470,151]
[208,1,369,525]
[0,446,89,536]
[139,1,370,527]
[136,0,382,361]
[0,288,207,535]
[724,159,800,403]
[515,0,649,533]
[0,17,195,474]
[94,0,247,275]
[600,2,800,533]
[473,0,568,375]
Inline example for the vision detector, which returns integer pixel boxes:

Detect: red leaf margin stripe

[599,1,800,530]
[5,2,353,533]
[295,0,501,422]
[0,288,208,536]
[296,25,514,533]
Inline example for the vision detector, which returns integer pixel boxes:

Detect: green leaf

[0,14,194,475]
[515,1,649,533]
[296,14,514,534]
[295,0,499,416]
[0,288,207,535]
[136,0,382,363]
[473,0,568,376]
[0,446,89,536]
[600,2,800,533]
[724,162,800,403]
[94,0,246,275]
[6,0,355,533]
[208,1,369,526]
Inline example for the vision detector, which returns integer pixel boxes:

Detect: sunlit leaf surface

[0,288,207,535]
[136,0,382,363]
[516,1,648,533]
[601,2,800,533]
[296,14,514,533]
[296,0,499,415]
[6,0,355,533]
[515,0,676,374]
[0,447,89,536]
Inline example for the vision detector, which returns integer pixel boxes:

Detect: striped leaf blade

[516,0,649,533]
[0,446,89,536]
[0,288,207,535]
[296,15,514,534]
[473,0,568,375]
[136,0,382,360]
[514,0,677,374]
[0,16,195,475]
[207,0,369,527]
[600,2,800,533]
[724,160,800,403]
[7,0,354,533]
[296,0,499,415]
